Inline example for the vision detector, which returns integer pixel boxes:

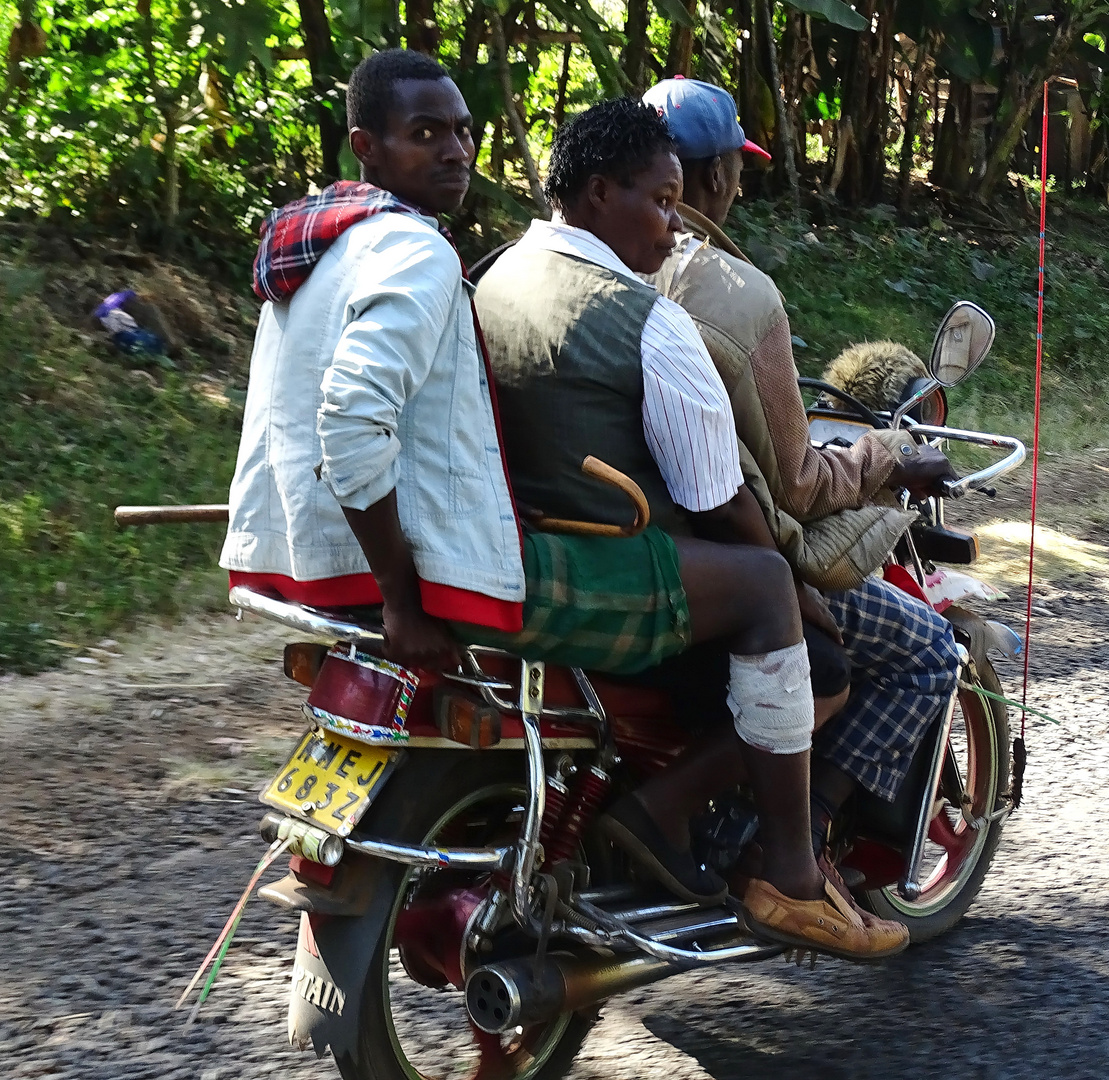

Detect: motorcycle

[125,301,1026,1080]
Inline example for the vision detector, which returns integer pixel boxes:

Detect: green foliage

[1,0,321,261]
[782,0,867,32]
[5,0,1109,675]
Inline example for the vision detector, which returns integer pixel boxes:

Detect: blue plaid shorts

[816,576,960,801]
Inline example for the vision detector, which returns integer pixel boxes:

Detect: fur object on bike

[820,341,928,412]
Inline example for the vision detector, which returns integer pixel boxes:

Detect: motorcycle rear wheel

[337,751,594,1080]
[857,658,1010,943]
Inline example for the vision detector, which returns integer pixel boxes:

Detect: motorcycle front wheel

[336,751,594,1080]
[858,657,1011,943]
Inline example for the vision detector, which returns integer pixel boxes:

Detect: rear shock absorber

[544,765,611,868]
[537,776,569,866]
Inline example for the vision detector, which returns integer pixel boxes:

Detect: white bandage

[727,642,815,755]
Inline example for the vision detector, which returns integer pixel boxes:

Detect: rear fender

[286,860,400,1063]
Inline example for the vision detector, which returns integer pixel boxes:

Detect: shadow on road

[640,908,1109,1080]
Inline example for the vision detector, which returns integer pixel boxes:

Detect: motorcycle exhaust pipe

[465,952,681,1034]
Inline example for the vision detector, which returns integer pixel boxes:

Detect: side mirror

[929,301,995,387]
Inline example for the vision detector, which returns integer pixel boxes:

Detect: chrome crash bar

[229,585,386,647]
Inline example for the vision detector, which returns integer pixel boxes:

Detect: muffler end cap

[464,966,523,1034]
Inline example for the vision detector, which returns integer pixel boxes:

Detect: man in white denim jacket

[221,168,524,608]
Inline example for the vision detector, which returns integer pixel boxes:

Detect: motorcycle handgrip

[530,456,651,538]
[115,504,230,525]
[907,424,1027,499]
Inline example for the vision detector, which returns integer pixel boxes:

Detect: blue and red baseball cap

[642,76,772,163]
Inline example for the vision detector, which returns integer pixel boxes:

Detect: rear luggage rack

[229,585,608,732]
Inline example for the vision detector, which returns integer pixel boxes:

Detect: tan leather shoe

[817,851,910,943]
[742,875,910,961]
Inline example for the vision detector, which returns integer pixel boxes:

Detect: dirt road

[2,472,1108,1080]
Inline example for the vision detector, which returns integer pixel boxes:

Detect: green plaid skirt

[454,526,691,675]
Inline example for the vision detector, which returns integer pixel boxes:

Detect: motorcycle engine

[690,795,760,875]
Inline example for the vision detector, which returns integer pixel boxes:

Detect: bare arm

[690,485,777,549]
[691,488,842,644]
[342,492,460,670]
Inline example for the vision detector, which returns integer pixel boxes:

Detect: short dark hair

[544,97,676,209]
[346,48,449,133]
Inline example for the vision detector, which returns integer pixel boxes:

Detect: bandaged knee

[727,642,815,755]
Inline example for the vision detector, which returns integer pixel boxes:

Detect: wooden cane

[530,456,651,538]
[114,458,647,536]
[114,504,230,526]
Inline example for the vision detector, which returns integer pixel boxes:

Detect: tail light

[434,688,502,748]
[284,642,329,687]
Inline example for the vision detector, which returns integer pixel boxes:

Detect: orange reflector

[434,688,502,748]
[283,643,329,687]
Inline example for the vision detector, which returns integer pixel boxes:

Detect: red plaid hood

[252,181,424,303]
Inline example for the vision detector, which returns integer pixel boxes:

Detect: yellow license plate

[261,728,400,837]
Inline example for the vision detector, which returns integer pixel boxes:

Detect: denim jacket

[220,211,525,603]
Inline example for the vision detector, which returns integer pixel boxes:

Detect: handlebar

[905,423,1027,499]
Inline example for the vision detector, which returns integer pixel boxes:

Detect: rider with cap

[639,76,963,892]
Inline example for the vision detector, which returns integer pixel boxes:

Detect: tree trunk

[554,40,572,127]
[860,0,897,201]
[931,79,973,193]
[490,10,547,213]
[977,15,1079,200]
[898,32,932,209]
[826,0,895,204]
[781,10,809,169]
[162,102,180,237]
[666,0,698,77]
[736,0,774,198]
[977,80,1046,199]
[297,0,343,181]
[404,0,439,54]
[491,117,505,180]
[458,0,485,71]
[623,0,650,93]
[756,0,800,214]
[825,0,876,203]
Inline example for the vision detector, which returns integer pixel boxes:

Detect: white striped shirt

[516,218,743,513]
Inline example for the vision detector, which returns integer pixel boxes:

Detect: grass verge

[0,261,243,672]
[727,196,1109,455]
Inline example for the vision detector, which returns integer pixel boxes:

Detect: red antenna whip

[1013,78,1060,806]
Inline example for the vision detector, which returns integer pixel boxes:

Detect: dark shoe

[599,796,728,906]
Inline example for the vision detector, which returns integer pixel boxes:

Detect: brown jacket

[643,206,917,591]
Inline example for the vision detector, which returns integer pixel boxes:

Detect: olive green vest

[475,247,685,534]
